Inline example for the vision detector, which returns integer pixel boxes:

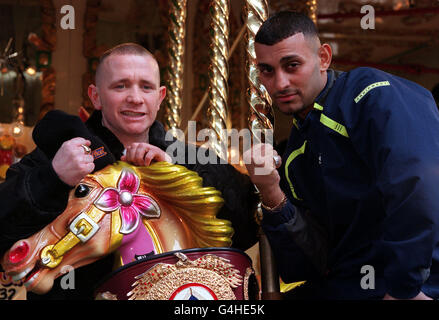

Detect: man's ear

[157,85,167,109]
[88,84,102,110]
[319,43,332,71]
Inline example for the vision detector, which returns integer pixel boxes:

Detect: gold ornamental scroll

[164,0,188,136]
[206,0,231,161]
[245,0,281,300]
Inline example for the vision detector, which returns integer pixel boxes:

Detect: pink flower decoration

[94,169,160,234]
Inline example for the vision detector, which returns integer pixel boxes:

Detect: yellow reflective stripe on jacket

[285,141,307,201]
[313,102,324,111]
[354,81,390,103]
[320,114,350,138]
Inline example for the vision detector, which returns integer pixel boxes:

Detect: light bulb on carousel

[9,105,28,164]
[25,66,36,76]
[11,97,25,138]
[11,121,23,138]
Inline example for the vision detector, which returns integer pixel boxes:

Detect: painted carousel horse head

[1,161,234,294]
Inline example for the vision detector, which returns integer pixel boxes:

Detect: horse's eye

[75,184,90,198]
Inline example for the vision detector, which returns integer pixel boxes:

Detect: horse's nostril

[8,241,29,264]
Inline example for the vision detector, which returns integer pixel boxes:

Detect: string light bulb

[306,0,318,25]
[11,122,23,138]
[25,66,36,76]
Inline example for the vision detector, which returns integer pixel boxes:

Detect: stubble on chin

[273,102,302,117]
[274,98,314,119]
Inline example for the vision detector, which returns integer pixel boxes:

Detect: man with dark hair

[0,43,259,299]
[244,11,439,300]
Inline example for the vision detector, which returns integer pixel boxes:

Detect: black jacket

[0,110,259,299]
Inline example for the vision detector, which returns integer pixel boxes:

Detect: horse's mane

[89,161,234,248]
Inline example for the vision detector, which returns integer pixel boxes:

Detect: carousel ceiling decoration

[315,0,439,77]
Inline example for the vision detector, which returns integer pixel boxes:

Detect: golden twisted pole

[206,0,230,160]
[245,0,274,143]
[164,0,187,135]
[245,0,282,300]
[184,24,246,135]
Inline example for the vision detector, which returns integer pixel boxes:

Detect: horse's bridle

[40,206,106,268]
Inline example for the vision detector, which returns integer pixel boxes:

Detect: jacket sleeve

[341,70,439,298]
[0,148,73,255]
[261,201,328,283]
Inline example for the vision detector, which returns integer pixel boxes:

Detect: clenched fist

[243,143,285,208]
[52,138,95,187]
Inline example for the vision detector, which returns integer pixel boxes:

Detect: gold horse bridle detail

[40,206,105,268]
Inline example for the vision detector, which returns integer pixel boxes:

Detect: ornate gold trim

[127,252,241,300]
[243,267,255,300]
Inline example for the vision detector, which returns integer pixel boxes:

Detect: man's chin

[275,102,304,116]
[123,123,152,136]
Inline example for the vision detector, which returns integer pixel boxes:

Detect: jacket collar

[85,111,125,160]
[314,69,343,106]
[293,69,342,131]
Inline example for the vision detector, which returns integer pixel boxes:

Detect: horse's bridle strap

[40,207,106,268]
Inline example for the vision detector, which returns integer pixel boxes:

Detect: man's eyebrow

[257,62,272,69]
[109,78,157,87]
[257,55,303,68]
[139,79,157,87]
[109,78,129,85]
[280,55,302,63]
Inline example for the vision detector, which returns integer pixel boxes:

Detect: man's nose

[126,87,143,104]
[274,71,290,91]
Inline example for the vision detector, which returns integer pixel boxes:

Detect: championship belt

[94,248,259,300]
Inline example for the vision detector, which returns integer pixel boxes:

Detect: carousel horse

[1,161,256,298]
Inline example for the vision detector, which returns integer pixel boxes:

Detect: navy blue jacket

[262,68,439,299]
